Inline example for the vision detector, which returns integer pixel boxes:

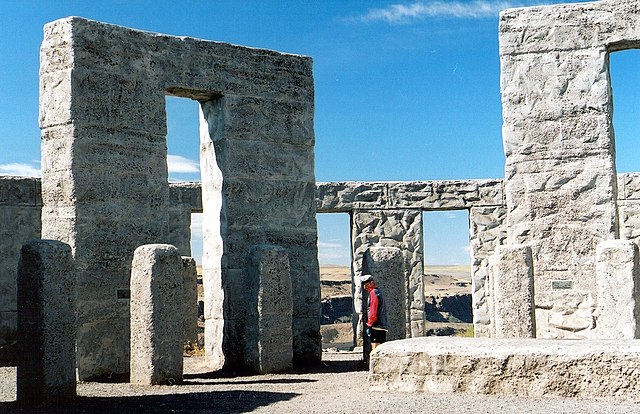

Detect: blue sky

[1,0,638,267]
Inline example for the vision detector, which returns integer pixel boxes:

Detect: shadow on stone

[0,390,299,413]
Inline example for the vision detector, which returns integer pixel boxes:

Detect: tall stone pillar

[498,2,633,338]
[40,18,170,380]
[17,240,75,406]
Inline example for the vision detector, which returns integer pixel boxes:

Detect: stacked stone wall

[39,17,318,375]
[318,179,507,340]
[499,0,640,339]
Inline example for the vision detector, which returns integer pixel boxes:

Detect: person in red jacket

[361,274,388,350]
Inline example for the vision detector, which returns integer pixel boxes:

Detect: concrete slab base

[369,337,640,400]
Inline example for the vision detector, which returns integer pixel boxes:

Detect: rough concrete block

[181,256,198,346]
[490,244,535,338]
[363,247,406,342]
[370,337,640,400]
[17,240,75,406]
[245,245,293,373]
[130,244,183,385]
[595,240,640,339]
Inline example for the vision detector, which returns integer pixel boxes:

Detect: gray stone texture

[181,256,198,346]
[363,247,406,342]
[245,245,293,374]
[39,16,319,375]
[490,244,536,338]
[352,210,424,344]
[130,244,183,385]
[498,0,640,339]
[369,337,640,400]
[316,179,503,212]
[0,177,41,356]
[469,206,507,338]
[17,240,75,405]
[595,240,640,339]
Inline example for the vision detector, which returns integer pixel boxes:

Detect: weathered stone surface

[40,16,319,375]
[595,240,640,339]
[490,245,535,338]
[363,247,405,342]
[499,0,640,56]
[130,244,183,386]
[469,206,507,337]
[245,245,293,374]
[181,256,198,346]
[0,177,42,354]
[498,0,635,339]
[369,337,640,400]
[17,240,75,406]
[316,180,503,212]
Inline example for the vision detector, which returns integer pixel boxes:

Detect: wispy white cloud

[354,1,548,23]
[167,154,200,174]
[0,162,41,177]
[318,241,345,249]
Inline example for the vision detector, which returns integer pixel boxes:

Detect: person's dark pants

[368,327,386,344]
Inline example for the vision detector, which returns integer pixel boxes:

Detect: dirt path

[2,352,640,413]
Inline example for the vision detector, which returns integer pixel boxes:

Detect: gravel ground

[3,352,640,413]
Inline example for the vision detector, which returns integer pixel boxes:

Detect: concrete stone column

[470,205,507,338]
[245,245,293,373]
[363,247,406,342]
[595,240,640,339]
[182,256,199,346]
[130,244,183,385]
[17,240,75,406]
[490,244,535,338]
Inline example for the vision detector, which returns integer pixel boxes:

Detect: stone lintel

[370,337,640,400]
[316,179,504,213]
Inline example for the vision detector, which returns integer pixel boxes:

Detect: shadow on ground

[0,390,299,413]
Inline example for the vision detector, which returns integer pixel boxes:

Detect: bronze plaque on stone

[552,280,573,290]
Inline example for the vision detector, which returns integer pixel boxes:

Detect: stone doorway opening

[609,49,640,174]
[422,210,473,337]
[316,213,355,351]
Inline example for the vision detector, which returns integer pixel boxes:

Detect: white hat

[360,274,374,284]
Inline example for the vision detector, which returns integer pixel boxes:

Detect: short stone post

[362,247,406,341]
[490,244,536,338]
[17,240,76,406]
[595,240,640,339]
[130,244,183,385]
[182,256,199,346]
[245,245,293,373]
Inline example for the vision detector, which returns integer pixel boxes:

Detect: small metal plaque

[552,280,573,290]
[117,288,131,300]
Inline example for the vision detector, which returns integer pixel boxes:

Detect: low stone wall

[370,337,640,400]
